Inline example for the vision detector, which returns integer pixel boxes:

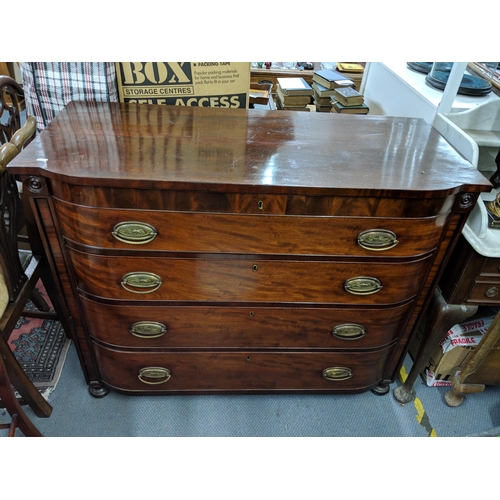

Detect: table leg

[394,288,478,404]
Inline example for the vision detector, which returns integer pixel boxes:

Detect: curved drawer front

[80,295,413,349]
[51,181,455,217]
[68,249,432,304]
[54,199,446,257]
[93,343,394,393]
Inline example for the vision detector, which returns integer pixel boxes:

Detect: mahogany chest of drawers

[8,101,491,397]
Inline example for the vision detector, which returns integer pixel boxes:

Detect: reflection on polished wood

[7,102,491,398]
[8,102,490,193]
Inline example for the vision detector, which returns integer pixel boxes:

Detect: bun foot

[371,383,390,396]
[89,382,110,398]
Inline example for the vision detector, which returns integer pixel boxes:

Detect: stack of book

[311,69,355,112]
[312,81,336,112]
[330,86,369,115]
[276,77,313,111]
[336,62,365,74]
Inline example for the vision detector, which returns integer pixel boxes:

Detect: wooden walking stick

[445,311,500,407]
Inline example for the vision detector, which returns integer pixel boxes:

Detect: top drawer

[50,181,456,217]
[54,199,446,257]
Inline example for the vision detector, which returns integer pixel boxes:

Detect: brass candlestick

[486,192,500,217]
[486,192,500,228]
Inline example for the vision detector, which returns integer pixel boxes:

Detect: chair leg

[0,337,52,418]
[28,287,51,312]
[0,353,43,437]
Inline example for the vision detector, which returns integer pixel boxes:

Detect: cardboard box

[410,309,498,387]
[115,62,250,108]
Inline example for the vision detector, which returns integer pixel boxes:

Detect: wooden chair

[0,349,42,436]
[0,75,26,145]
[0,115,55,436]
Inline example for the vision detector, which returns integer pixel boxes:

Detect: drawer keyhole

[257,200,264,210]
[252,264,258,272]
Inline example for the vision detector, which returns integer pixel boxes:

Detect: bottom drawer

[93,343,394,394]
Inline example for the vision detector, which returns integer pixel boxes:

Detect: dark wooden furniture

[7,101,491,398]
[0,352,42,436]
[440,234,500,306]
[0,116,54,426]
[0,75,26,145]
[396,233,500,405]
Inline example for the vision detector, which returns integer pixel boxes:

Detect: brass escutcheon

[138,367,171,385]
[332,323,366,340]
[258,201,264,210]
[130,321,167,338]
[357,229,399,251]
[344,276,383,295]
[121,272,162,294]
[485,287,498,298]
[322,367,353,381]
[112,221,158,244]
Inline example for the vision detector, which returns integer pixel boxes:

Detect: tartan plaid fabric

[20,62,119,131]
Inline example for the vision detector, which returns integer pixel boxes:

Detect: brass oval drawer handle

[322,367,353,381]
[332,323,366,340]
[112,221,158,245]
[357,229,399,251]
[344,276,383,295]
[130,321,167,338]
[485,286,499,298]
[121,272,162,294]
[138,367,171,385]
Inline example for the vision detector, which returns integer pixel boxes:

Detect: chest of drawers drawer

[440,235,500,305]
[80,295,413,350]
[480,258,500,277]
[68,248,432,304]
[54,199,447,257]
[50,181,455,218]
[468,256,500,304]
[93,343,395,394]
[465,281,500,304]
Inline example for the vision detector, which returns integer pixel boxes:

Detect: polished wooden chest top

[8,101,491,397]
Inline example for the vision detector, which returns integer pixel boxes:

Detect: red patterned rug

[8,280,71,400]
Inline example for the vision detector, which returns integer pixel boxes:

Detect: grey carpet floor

[3,342,500,437]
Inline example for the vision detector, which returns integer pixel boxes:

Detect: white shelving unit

[360,62,500,258]
[360,62,499,124]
